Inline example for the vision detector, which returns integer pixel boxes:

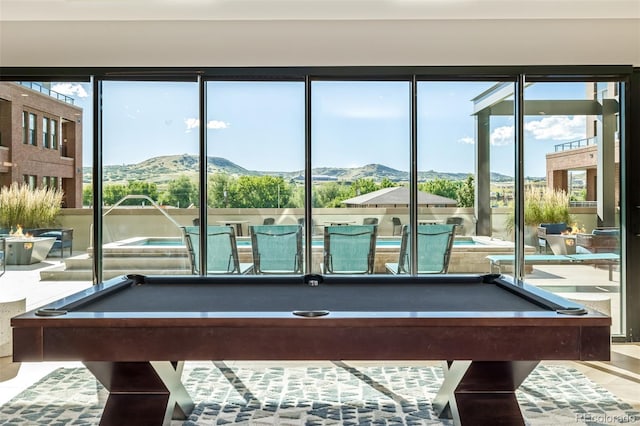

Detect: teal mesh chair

[385,224,455,274]
[249,225,303,274]
[182,226,252,274]
[323,225,377,274]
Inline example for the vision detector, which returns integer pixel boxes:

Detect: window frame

[3,65,635,342]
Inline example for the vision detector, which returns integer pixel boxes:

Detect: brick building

[0,82,83,208]
[545,82,620,227]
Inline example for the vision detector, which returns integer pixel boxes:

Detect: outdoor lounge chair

[385,224,455,274]
[323,224,377,274]
[182,226,253,274]
[249,224,303,274]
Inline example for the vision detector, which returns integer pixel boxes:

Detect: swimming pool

[102,235,517,274]
[116,237,482,248]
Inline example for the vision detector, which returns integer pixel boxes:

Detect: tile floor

[1,260,639,416]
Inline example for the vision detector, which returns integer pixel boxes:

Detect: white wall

[1,18,639,67]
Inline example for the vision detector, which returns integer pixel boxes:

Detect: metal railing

[18,82,75,105]
[570,200,597,208]
[554,137,597,152]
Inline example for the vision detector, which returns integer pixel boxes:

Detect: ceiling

[1,0,639,22]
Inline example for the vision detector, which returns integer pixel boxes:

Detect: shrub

[0,183,63,229]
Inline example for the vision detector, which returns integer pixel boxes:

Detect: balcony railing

[18,82,75,105]
[554,137,597,152]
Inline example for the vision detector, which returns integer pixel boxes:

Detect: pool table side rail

[12,321,610,363]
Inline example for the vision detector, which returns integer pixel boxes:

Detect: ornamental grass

[0,183,63,230]
[506,186,572,234]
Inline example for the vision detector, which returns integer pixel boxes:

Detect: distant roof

[341,186,457,207]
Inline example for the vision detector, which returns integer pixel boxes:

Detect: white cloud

[524,116,586,141]
[50,83,88,98]
[458,136,475,145]
[184,118,199,130]
[487,116,586,146]
[491,126,514,146]
[184,118,229,132]
[207,120,228,129]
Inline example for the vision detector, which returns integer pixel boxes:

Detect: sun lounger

[486,253,619,281]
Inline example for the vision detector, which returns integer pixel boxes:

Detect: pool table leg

[432,360,539,426]
[84,361,194,426]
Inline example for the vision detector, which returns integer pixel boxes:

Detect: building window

[51,119,58,150]
[22,111,27,144]
[24,175,36,190]
[43,117,50,148]
[28,112,37,146]
[44,176,58,190]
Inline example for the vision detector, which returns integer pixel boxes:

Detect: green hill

[84,154,515,184]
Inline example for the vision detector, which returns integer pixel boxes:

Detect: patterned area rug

[0,362,638,425]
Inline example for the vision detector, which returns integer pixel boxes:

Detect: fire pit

[4,225,56,265]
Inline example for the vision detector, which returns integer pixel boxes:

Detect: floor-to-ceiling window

[310,80,411,274]
[2,66,632,338]
[100,81,199,279]
[0,80,90,272]
[417,80,514,275]
[522,80,623,334]
[205,80,305,274]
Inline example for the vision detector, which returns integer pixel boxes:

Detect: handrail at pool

[102,195,182,230]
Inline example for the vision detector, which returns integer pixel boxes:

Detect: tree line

[83,174,475,208]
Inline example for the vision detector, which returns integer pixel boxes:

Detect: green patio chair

[323,225,377,274]
[385,224,455,274]
[182,226,252,274]
[249,224,303,274]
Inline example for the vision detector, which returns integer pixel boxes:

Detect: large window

[523,81,622,334]
[101,81,199,280]
[205,81,305,274]
[417,81,513,275]
[311,80,410,274]
[5,67,630,337]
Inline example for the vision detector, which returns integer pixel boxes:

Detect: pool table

[12,273,611,426]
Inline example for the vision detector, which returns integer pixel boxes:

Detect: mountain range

[83,154,515,185]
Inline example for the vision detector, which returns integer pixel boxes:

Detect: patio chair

[385,224,455,274]
[182,226,253,274]
[323,225,377,274]
[392,217,403,236]
[249,224,303,274]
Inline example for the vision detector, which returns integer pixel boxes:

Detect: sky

[53,80,593,178]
